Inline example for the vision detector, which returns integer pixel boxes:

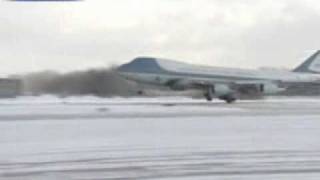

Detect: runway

[1,96,320,179]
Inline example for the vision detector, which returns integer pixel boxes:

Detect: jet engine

[168,79,192,90]
[204,84,236,103]
[259,83,286,94]
[214,84,233,96]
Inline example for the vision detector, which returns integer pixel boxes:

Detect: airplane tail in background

[293,50,320,73]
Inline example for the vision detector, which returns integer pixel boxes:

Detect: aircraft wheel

[219,94,237,104]
[204,86,214,101]
[204,93,213,101]
[225,97,236,104]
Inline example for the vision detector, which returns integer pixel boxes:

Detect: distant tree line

[16,68,141,97]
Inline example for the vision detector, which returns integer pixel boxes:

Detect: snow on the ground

[0,96,320,179]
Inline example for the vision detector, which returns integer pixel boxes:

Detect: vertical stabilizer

[293,50,320,73]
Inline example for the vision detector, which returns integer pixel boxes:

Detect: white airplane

[117,51,320,103]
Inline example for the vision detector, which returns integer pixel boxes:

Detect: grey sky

[0,0,320,76]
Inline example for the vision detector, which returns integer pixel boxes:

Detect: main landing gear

[204,86,214,101]
[218,94,237,104]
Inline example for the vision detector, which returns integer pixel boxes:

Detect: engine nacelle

[168,79,191,90]
[259,83,286,94]
[214,84,233,96]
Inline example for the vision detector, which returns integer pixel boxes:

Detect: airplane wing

[167,77,285,95]
[168,77,278,87]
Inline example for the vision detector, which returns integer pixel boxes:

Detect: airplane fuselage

[118,57,320,86]
[117,55,320,103]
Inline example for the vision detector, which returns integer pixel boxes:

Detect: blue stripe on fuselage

[117,57,263,82]
[117,57,165,74]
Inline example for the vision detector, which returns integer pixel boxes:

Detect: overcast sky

[1,0,320,76]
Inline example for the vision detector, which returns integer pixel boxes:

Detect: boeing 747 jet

[118,51,320,103]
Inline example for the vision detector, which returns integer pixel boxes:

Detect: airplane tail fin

[293,50,320,73]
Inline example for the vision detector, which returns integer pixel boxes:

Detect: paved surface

[0,96,320,179]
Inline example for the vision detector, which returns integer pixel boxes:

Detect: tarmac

[0,96,320,179]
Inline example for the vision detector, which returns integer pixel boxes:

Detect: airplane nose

[116,64,126,74]
[116,60,140,80]
[116,65,123,73]
[116,63,130,73]
[116,65,130,80]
